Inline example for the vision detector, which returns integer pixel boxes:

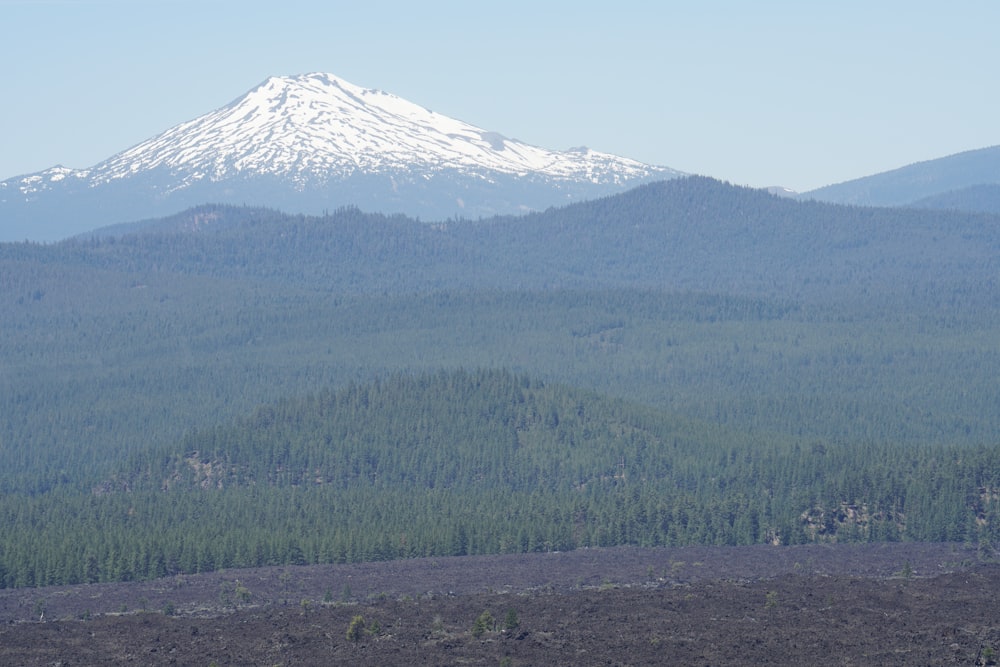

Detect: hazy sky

[3,0,998,192]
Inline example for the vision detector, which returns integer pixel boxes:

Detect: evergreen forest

[1,176,999,588]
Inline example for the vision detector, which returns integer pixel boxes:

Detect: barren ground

[2,542,998,666]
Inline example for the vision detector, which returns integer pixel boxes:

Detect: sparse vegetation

[472,610,496,638]
[235,580,251,603]
[343,614,383,640]
[346,614,366,642]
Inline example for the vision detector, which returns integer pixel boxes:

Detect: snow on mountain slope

[1,72,683,240]
[77,73,677,188]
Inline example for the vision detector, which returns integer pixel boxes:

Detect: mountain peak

[85,71,674,188]
[1,72,682,240]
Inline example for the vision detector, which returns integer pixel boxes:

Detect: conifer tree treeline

[0,369,997,588]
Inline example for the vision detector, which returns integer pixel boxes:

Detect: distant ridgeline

[1,177,1000,587]
[9,176,1000,301]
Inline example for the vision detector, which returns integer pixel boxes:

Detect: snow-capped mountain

[1,73,682,241]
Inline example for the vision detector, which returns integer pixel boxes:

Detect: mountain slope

[0,73,681,241]
[803,144,1000,208]
[910,183,1000,213]
[62,176,1000,302]
[93,73,666,185]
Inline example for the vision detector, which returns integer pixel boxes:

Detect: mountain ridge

[803,144,1000,208]
[32,176,1000,307]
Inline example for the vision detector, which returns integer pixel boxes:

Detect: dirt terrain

[2,542,998,666]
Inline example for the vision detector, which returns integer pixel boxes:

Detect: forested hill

[4,368,998,587]
[127,368,703,493]
[12,175,997,302]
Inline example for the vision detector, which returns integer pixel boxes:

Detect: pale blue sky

[3,0,998,192]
